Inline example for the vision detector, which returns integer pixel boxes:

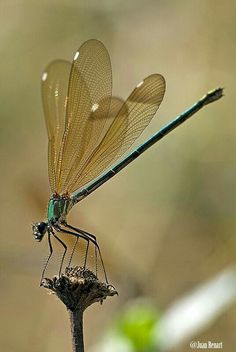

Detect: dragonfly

[32,39,223,284]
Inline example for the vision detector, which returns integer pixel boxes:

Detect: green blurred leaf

[116,302,159,352]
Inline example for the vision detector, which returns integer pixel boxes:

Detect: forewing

[41,60,71,192]
[62,96,127,189]
[66,74,166,192]
[57,39,112,193]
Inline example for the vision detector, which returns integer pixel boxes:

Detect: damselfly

[32,39,223,283]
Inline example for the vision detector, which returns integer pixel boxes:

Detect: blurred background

[1,1,236,351]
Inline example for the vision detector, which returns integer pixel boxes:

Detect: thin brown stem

[68,309,84,352]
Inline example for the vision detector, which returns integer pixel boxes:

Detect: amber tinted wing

[66,74,166,193]
[62,96,128,189]
[41,60,71,192]
[57,39,112,194]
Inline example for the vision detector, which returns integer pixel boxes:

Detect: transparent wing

[57,39,112,193]
[66,74,166,193]
[41,60,71,192]
[62,96,128,189]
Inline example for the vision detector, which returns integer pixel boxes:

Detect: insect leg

[67,235,89,270]
[51,229,68,277]
[62,222,108,283]
[40,230,53,284]
[63,222,97,243]
[68,236,79,267]
[56,225,91,271]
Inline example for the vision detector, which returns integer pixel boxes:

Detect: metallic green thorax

[47,196,73,224]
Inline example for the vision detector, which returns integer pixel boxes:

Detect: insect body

[33,194,73,239]
[32,39,223,283]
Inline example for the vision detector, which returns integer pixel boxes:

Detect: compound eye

[37,222,47,235]
[32,222,48,242]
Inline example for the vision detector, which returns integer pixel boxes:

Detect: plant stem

[41,267,117,352]
[69,308,84,352]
